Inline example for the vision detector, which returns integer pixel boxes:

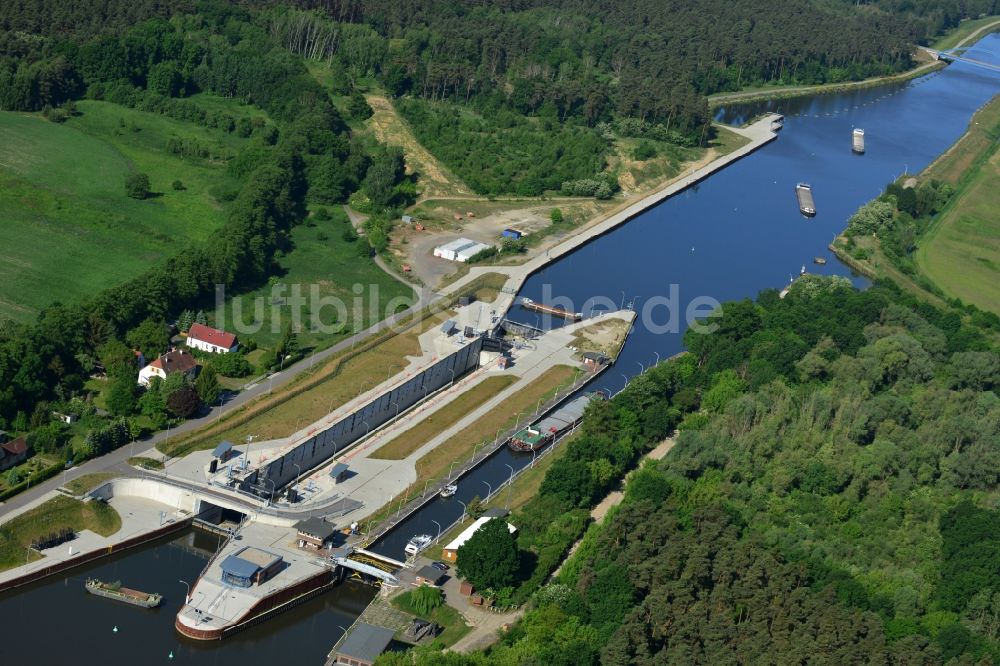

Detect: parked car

[431,561,449,572]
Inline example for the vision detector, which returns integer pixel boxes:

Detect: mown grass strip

[0,496,121,572]
[371,375,518,460]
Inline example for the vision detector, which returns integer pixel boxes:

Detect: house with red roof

[0,436,32,472]
[186,323,239,354]
[138,349,200,387]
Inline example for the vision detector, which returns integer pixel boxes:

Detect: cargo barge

[852,128,865,154]
[86,579,162,608]
[795,183,816,217]
[508,393,603,452]
[520,297,582,321]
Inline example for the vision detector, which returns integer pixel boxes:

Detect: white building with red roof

[138,349,200,387]
[186,323,239,354]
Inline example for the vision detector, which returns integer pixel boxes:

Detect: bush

[172,179,185,191]
[125,172,151,199]
[410,586,443,616]
[633,141,658,160]
[209,353,254,378]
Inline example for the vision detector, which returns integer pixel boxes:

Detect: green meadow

[0,100,245,322]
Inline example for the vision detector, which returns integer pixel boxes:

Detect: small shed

[414,565,445,587]
[582,352,608,372]
[440,320,457,336]
[329,462,350,484]
[501,228,522,240]
[463,326,475,339]
[334,623,395,666]
[401,215,414,224]
[212,440,235,461]
[296,517,338,550]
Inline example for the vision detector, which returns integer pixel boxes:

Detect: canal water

[3,35,998,664]
[0,530,375,665]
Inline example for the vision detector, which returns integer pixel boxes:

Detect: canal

[2,34,998,664]
[0,529,375,665]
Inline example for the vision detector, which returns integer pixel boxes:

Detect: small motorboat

[440,484,457,498]
[405,534,433,556]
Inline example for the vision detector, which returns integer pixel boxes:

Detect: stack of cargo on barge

[852,128,866,154]
[85,579,162,608]
[508,393,603,452]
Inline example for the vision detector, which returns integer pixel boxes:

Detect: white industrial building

[433,238,492,262]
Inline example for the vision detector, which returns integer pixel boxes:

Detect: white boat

[405,534,432,556]
[440,484,457,498]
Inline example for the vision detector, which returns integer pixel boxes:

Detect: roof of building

[188,323,237,349]
[436,238,478,253]
[415,565,444,583]
[454,242,492,259]
[482,507,510,519]
[147,349,198,375]
[296,517,337,540]
[337,623,395,663]
[581,351,608,362]
[1,437,29,456]
[221,546,282,579]
[329,462,349,478]
[443,516,517,553]
[212,440,234,458]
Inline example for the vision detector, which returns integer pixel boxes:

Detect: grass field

[0,496,121,572]
[924,94,1000,184]
[372,375,518,460]
[917,147,1000,313]
[214,206,414,350]
[0,101,246,322]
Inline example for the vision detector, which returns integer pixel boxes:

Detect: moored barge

[508,393,603,452]
[86,579,162,608]
[520,298,582,321]
[795,183,816,217]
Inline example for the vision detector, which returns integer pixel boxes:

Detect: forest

[377,276,1000,665]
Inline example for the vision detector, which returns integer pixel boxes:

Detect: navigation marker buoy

[113,625,118,633]
[169,651,174,659]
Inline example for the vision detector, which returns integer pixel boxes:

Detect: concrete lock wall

[251,337,485,493]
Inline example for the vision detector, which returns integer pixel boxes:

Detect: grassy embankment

[372,375,519,460]
[64,473,117,495]
[0,496,121,572]
[915,94,1000,313]
[0,101,243,322]
[932,15,1000,50]
[157,272,509,458]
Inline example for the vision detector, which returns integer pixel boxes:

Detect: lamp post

[482,480,492,500]
[531,446,538,468]
[179,579,191,604]
[653,351,660,366]
[244,435,255,470]
[494,428,503,447]
[431,519,442,542]
[448,368,456,387]
[636,361,645,375]
[448,460,458,480]
[620,372,629,387]
[423,479,431,497]
[504,464,515,509]
[264,478,276,506]
[535,397,544,415]
[457,499,467,522]
[391,401,400,421]
[293,464,302,494]
[620,290,625,310]
[361,421,371,440]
